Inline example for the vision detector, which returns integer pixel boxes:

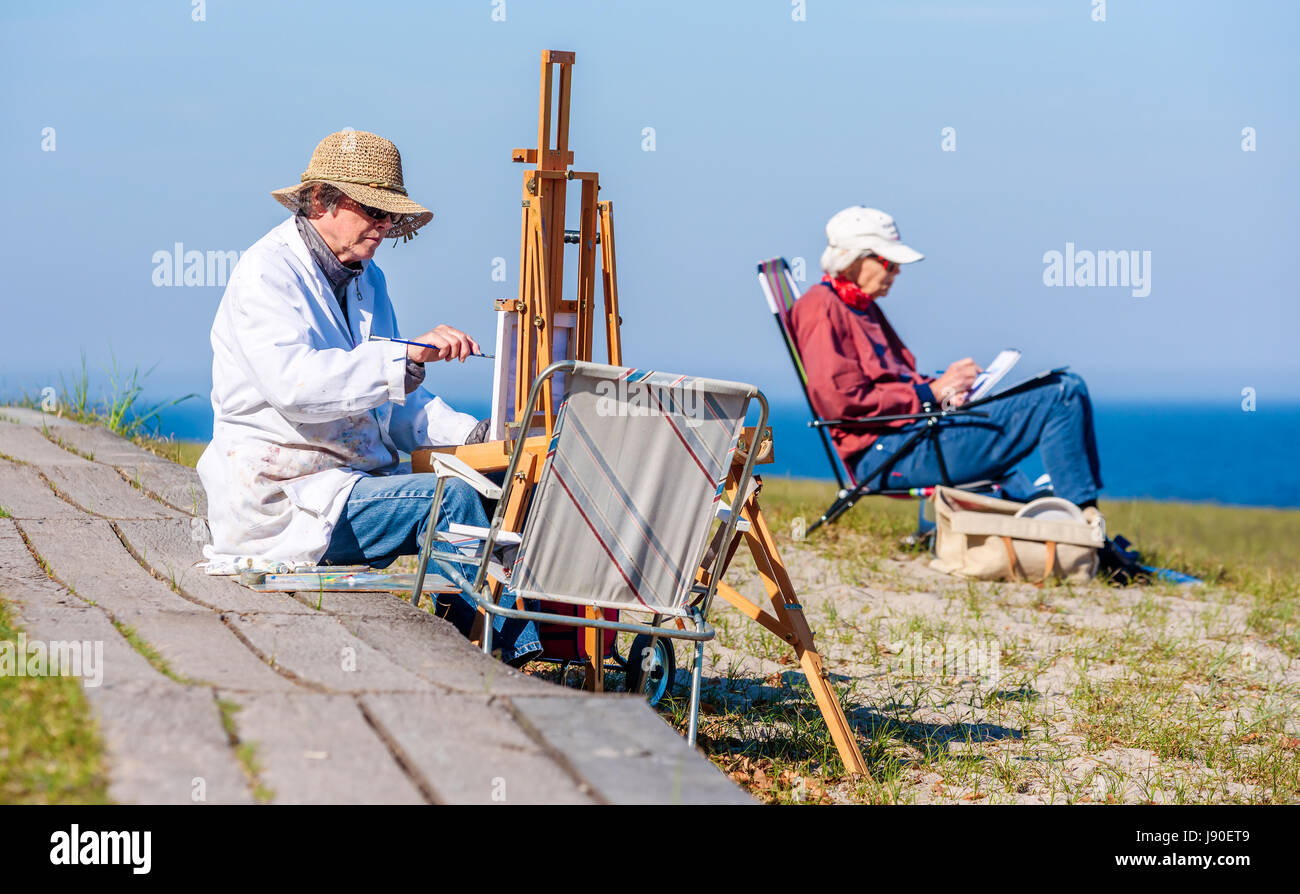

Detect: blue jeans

[853,371,1104,505]
[321,472,542,663]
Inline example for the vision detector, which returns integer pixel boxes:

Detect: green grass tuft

[0,596,111,804]
[217,698,274,803]
[15,351,197,441]
[108,619,198,686]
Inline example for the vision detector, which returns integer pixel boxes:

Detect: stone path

[0,407,749,805]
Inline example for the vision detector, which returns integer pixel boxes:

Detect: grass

[216,698,274,804]
[1102,499,1300,659]
[643,477,1300,804]
[137,438,206,468]
[9,351,198,457]
[108,619,200,686]
[0,595,111,804]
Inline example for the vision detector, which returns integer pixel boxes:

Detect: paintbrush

[367,334,494,360]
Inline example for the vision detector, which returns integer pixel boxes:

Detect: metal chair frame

[410,360,769,747]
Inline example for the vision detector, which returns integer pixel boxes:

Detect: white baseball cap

[821,206,924,275]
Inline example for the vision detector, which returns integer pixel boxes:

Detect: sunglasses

[351,198,402,224]
[868,254,898,274]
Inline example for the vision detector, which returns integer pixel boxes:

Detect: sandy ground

[693,541,1299,804]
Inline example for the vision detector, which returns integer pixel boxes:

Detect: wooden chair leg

[736,488,869,775]
[583,604,604,692]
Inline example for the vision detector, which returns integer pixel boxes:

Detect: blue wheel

[625,635,677,707]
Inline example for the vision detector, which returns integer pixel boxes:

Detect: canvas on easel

[489,311,576,441]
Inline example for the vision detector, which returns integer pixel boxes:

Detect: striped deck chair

[412,360,767,747]
[757,257,1011,534]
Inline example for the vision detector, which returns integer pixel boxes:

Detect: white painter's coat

[198,217,476,568]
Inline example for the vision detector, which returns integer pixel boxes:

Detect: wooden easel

[415,50,866,774]
[497,49,621,439]
[419,50,620,692]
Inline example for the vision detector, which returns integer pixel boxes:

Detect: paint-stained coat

[198,217,476,566]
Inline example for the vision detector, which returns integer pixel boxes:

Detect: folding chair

[757,257,1015,535]
[411,359,767,748]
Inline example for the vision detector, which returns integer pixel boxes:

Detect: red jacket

[788,282,935,468]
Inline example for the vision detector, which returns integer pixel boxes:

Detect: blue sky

[2,0,1297,414]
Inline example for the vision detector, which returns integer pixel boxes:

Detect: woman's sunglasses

[868,254,897,274]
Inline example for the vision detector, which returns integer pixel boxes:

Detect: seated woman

[788,206,1104,518]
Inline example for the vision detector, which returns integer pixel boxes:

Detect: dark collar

[295,213,363,297]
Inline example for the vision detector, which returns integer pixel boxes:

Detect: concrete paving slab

[30,421,166,466]
[0,519,165,688]
[361,693,599,804]
[221,692,427,804]
[44,464,185,519]
[339,613,571,697]
[0,421,95,466]
[18,518,210,616]
[113,518,314,615]
[224,611,435,693]
[120,461,207,516]
[0,406,79,428]
[15,518,294,690]
[89,680,255,805]
[510,695,754,805]
[0,460,85,519]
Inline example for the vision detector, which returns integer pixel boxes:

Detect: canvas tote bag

[930,486,1103,583]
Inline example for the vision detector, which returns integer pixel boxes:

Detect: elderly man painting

[198,129,539,665]
[789,206,1105,521]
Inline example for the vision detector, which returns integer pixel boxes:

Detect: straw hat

[271,130,433,241]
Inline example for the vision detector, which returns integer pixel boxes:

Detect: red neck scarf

[822,275,876,312]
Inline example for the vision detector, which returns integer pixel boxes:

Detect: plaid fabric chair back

[757,257,810,384]
[757,257,858,488]
[510,362,754,616]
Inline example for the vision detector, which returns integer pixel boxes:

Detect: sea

[152,397,1300,509]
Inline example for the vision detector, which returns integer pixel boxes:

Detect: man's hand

[932,358,981,408]
[405,325,481,363]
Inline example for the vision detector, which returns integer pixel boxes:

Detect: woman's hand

[405,325,481,363]
[932,358,981,408]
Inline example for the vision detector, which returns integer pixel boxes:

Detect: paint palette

[245,570,458,593]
